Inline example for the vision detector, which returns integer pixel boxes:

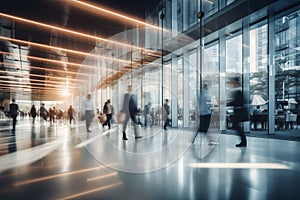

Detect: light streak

[71,0,161,30]
[0,36,131,64]
[86,172,118,182]
[1,51,96,70]
[0,12,142,50]
[14,165,107,186]
[1,62,96,77]
[0,69,82,83]
[57,182,123,200]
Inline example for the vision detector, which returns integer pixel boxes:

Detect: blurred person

[253,105,262,130]
[227,77,249,147]
[30,104,37,124]
[39,103,48,121]
[163,99,170,130]
[9,98,19,131]
[67,105,75,125]
[121,85,142,140]
[197,84,213,143]
[102,99,114,130]
[83,94,95,132]
[143,102,151,128]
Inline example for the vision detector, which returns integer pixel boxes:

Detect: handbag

[117,112,126,123]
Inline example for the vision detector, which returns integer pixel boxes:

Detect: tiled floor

[0,118,299,200]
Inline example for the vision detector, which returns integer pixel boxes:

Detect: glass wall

[274,9,300,131]
[249,23,268,131]
[73,0,300,138]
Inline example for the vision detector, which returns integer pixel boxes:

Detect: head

[107,99,111,103]
[127,85,132,93]
[12,98,15,103]
[165,99,169,103]
[87,94,91,99]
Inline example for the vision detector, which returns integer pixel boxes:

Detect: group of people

[6,77,249,148]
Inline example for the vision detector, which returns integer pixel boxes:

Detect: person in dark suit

[227,77,248,147]
[122,85,142,140]
[9,98,19,131]
[30,104,37,124]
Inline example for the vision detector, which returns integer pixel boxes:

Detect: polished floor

[0,118,299,200]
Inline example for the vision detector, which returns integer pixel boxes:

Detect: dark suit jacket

[9,103,18,117]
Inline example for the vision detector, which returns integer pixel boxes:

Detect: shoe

[135,136,143,139]
[236,142,247,147]
[87,130,91,133]
[164,127,167,130]
[123,137,128,140]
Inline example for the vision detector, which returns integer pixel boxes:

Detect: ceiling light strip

[0,36,130,64]
[1,62,96,77]
[71,0,161,30]
[0,12,142,50]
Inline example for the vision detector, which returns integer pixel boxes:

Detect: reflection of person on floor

[83,94,94,132]
[122,85,142,140]
[198,84,212,141]
[227,77,248,147]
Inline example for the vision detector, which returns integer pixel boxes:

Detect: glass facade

[81,0,300,135]
[1,0,299,135]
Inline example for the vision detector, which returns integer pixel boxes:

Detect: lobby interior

[1,0,300,199]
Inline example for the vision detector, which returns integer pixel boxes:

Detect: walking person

[67,105,75,125]
[122,85,142,140]
[9,98,19,132]
[227,77,249,147]
[83,94,95,132]
[102,99,113,130]
[143,102,151,128]
[192,84,212,143]
[30,104,37,124]
[163,99,170,130]
[39,103,48,121]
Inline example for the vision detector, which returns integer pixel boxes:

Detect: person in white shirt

[83,94,94,132]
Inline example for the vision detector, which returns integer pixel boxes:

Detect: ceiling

[0,0,147,101]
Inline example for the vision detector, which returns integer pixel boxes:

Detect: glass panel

[189,50,197,128]
[226,0,236,6]
[226,34,242,129]
[250,23,268,131]
[188,0,198,27]
[177,0,183,32]
[202,0,218,17]
[177,56,184,127]
[274,9,300,131]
